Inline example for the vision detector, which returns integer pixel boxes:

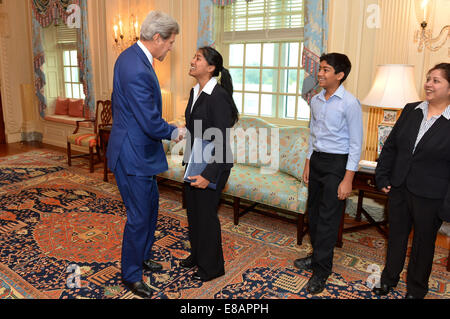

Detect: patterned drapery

[31,7,47,117]
[77,0,95,119]
[197,0,215,48]
[301,0,329,104]
[30,0,95,119]
[31,0,74,27]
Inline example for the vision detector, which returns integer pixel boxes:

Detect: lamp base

[377,109,400,155]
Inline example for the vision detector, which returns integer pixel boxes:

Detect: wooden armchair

[67,100,112,172]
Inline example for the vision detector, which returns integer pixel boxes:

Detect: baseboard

[21,131,43,142]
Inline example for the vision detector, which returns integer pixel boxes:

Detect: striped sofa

[159,116,310,245]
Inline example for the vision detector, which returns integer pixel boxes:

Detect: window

[63,49,85,99]
[42,21,84,104]
[217,0,309,124]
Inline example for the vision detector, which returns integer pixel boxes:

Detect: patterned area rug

[0,150,448,299]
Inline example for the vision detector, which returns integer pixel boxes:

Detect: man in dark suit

[106,11,182,299]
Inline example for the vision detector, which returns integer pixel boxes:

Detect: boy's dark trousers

[307,151,348,278]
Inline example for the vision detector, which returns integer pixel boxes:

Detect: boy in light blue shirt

[294,53,363,295]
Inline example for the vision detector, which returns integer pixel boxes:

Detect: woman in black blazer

[374,63,450,299]
[180,46,239,281]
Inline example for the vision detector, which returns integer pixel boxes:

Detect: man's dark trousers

[114,156,160,283]
[307,151,348,278]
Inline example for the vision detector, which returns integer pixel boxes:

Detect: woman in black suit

[180,46,239,281]
[374,63,450,299]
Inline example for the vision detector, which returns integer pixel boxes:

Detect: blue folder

[184,138,217,190]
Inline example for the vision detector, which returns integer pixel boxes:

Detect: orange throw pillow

[68,99,84,117]
[54,98,69,115]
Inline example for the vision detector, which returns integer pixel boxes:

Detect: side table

[337,168,389,247]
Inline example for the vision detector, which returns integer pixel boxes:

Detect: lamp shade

[361,64,420,109]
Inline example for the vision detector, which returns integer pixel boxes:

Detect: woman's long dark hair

[199,46,239,125]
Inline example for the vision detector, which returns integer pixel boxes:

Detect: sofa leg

[297,214,305,245]
[233,197,240,225]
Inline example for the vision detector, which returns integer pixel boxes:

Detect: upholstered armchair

[67,100,112,172]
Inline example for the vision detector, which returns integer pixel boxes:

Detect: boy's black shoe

[293,255,313,271]
[372,283,396,296]
[305,273,328,295]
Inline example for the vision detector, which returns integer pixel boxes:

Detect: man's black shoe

[143,259,163,272]
[293,255,313,271]
[305,273,328,295]
[372,283,396,296]
[180,255,196,268]
[124,281,153,299]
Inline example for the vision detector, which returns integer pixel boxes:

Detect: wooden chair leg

[67,142,72,166]
[89,146,94,173]
[297,214,305,245]
[96,145,102,162]
[233,197,240,225]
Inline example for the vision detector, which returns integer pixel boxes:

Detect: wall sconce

[112,13,139,54]
[414,0,450,56]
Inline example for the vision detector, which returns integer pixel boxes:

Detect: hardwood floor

[0,141,65,157]
[0,142,448,251]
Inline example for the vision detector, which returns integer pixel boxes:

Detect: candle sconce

[113,14,140,54]
[414,0,450,56]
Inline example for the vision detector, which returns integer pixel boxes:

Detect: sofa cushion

[68,99,84,117]
[231,117,277,168]
[54,97,70,115]
[44,114,91,127]
[67,133,97,148]
[158,154,185,181]
[279,127,309,181]
[223,164,307,213]
[231,117,309,181]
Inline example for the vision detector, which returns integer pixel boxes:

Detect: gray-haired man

[107,11,183,299]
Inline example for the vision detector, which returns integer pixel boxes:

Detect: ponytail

[219,67,233,97]
[219,67,239,126]
[199,46,240,126]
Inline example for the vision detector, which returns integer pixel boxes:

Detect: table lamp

[361,64,420,155]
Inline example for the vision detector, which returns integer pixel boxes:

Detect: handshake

[172,126,187,143]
